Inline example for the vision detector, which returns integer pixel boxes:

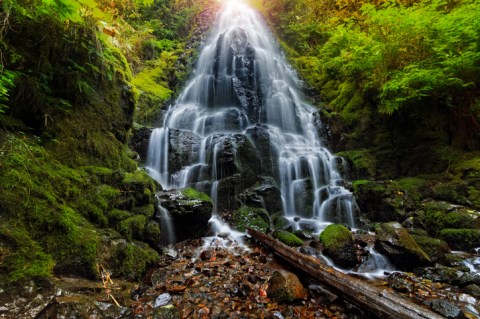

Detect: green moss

[271,213,290,230]
[232,206,270,233]
[181,187,212,203]
[377,222,431,263]
[440,229,480,251]
[111,242,159,281]
[319,224,353,251]
[336,149,376,179]
[412,235,450,264]
[0,222,55,283]
[273,230,304,247]
[117,215,147,242]
[416,203,476,236]
[107,209,133,226]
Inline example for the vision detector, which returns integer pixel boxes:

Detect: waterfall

[146,0,359,237]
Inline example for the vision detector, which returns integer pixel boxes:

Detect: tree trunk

[247,228,446,319]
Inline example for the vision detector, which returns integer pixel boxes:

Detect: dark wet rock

[168,129,202,174]
[246,125,278,176]
[430,299,466,319]
[267,270,307,303]
[463,284,480,298]
[130,125,153,160]
[440,229,480,251]
[238,183,282,214]
[415,265,480,286]
[353,181,399,222]
[157,189,213,243]
[320,224,357,269]
[411,234,450,264]
[272,213,290,231]
[387,272,414,293]
[374,222,431,270]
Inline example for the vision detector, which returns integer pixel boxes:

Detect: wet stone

[430,299,466,319]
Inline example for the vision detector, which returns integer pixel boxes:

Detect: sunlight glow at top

[217,0,243,4]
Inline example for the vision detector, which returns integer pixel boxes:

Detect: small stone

[155,293,172,307]
[217,232,230,239]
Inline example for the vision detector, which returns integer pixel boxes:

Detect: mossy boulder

[319,224,357,269]
[352,180,398,222]
[414,202,477,237]
[271,213,291,231]
[375,222,431,270]
[101,235,160,281]
[273,230,303,247]
[232,206,270,233]
[267,270,307,303]
[411,234,450,264]
[440,229,480,251]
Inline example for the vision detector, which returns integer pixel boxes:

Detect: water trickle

[146,1,359,238]
[158,203,176,245]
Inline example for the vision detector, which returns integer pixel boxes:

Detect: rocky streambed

[1,233,479,319]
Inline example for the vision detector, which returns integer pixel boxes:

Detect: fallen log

[247,228,446,319]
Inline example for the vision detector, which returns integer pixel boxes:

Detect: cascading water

[146,0,359,241]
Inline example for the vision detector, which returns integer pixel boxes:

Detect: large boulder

[157,188,212,243]
[267,270,307,303]
[319,224,357,269]
[375,222,431,270]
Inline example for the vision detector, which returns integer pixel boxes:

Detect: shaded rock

[40,298,131,319]
[129,125,152,160]
[415,265,480,286]
[238,183,282,214]
[353,181,398,222]
[168,129,202,175]
[245,125,278,176]
[463,284,480,298]
[157,189,212,243]
[430,299,466,319]
[386,272,414,293]
[375,222,431,270]
[267,270,307,303]
[440,229,480,251]
[411,234,450,264]
[320,224,357,269]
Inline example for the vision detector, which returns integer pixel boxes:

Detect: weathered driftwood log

[247,228,446,319]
